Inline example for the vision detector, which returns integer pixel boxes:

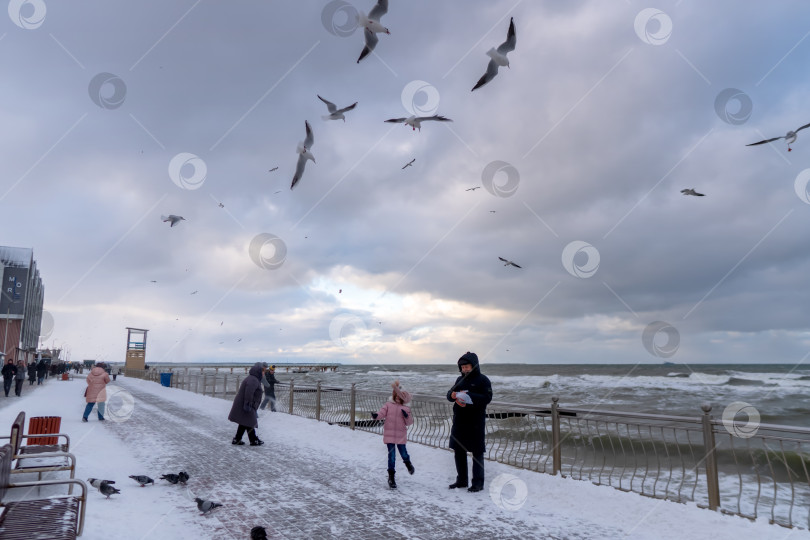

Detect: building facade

[0,246,44,363]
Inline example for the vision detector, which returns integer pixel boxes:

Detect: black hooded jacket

[446,352,493,454]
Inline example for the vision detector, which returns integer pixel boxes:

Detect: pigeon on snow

[195,497,223,515]
[357,0,390,63]
[99,480,121,499]
[251,526,269,539]
[161,214,185,227]
[318,95,358,122]
[87,478,115,489]
[291,121,315,190]
[178,471,190,484]
[160,473,181,485]
[472,17,517,91]
[129,475,154,486]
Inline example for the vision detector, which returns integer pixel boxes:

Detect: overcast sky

[3,1,810,366]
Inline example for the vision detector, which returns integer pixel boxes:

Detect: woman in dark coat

[228,362,265,446]
[36,360,46,385]
[446,351,492,492]
[27,362,36,385]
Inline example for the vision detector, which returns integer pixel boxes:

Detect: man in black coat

[260,364,278,411]
[27,362,37,385]
[1,358,17,397]
[36,360,46,385]
[446,351,492,492]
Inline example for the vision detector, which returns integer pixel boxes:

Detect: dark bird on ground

[318,95,358,122]
[401,158,415,169]
[251,526,269,540]
[472,17,516,91]
[129,475,154,487]
[499,257,522,268]
[195,497,223,515]
[384,114,452,131]
[178,471,190,484]
[160,473,181,485]
[99,481,120,499]
[87,478,115,489]
[161,214,185,227]
[291,120,315,190]
[747,122,810,152]
[681,188,705,197]
[357,0,390,63]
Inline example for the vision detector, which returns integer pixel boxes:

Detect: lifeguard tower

[125,327,148,370]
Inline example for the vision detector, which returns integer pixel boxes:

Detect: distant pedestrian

[36,360,46,385]
[14,360,25,396]
[112,365,119,381]
[227,362,265,446]
[259,364,278,411]
[2,358,17,397]
[27,362,36,385]
[446,351,493,493]
[83,362,110,422]
[371,381,415,489]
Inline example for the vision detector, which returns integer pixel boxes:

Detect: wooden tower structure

[125,327,148,370]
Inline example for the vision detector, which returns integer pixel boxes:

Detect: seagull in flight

[681,188,705,197]
[318,95,357,122]
[269,167,278,172]
[472,17,516,91]
[161,215,185,227]
[401,158,415,169]
[217,202,224,208]
[747,122,810,152]
[291,120,315,190]
[385,114,452,131]
[190,290,198,295]
[357,0,390,63]
[466,187,481,191]
[499,257,522,268]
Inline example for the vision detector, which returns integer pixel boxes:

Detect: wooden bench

[0,412,76,488]
[0,443,87,538]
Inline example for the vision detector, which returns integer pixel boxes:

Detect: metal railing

[125,370,810,529]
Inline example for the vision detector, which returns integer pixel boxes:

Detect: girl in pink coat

[371,381,415,488]
[83,362,111,422]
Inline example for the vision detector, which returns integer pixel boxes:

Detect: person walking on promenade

[259,364,278,411]
[2,358,17,397]
[371,381,415,489]
[228,362,265,446]
[36,359,46,385]
[27,362,36,385]
[112,365,119,381]
[14,360,25,396]
[446,351,493,493]
[83,362,110,422]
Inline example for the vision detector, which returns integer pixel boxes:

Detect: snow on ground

[0,375,805,539]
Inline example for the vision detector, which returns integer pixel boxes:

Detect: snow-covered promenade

[0,375,802,540]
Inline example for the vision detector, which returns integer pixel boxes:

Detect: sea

[270,363,810,429]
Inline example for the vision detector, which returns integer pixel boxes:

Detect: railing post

[551,396,561,475]
[203,374,208,396]
[316,381,322,422]
[288,379,295,415]
[701,403,720,510]
[350,383,356,430]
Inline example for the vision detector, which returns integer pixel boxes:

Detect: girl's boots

[387,469,397,489]
[404,460,415,475]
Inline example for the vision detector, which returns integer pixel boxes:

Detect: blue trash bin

[160,372,173,387]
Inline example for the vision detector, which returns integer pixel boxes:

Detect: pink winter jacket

[375,399,414,444]
[85,366,110,403]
